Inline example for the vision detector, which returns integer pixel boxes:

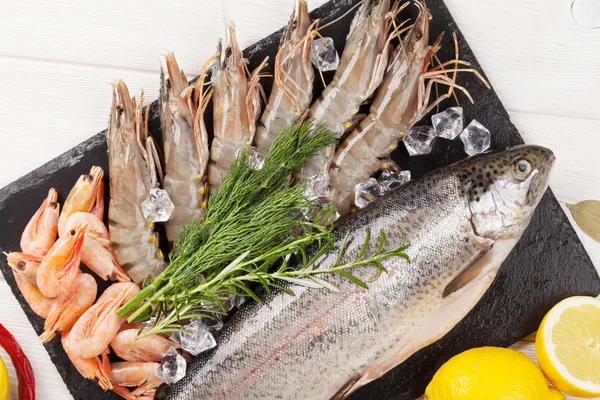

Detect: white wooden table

[0,0,599,399]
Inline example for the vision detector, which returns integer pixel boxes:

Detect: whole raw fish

[165,145,555,400]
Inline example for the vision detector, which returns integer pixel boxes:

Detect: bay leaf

[567,200,600,242]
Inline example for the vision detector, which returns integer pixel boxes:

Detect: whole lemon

[0,355,8,400]
[424,347,564,400]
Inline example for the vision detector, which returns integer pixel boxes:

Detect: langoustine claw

[63,282,140,359]
[12,271,54,319]
[160,52,211,242]
[62,331,113,391]
[207,23,268,193]
[5,252,42,283]
[21,187,59,257]
[58,167,104,236]
[110,329,178,362]
[108,81,166,285]
[64,212,131,282]
[296,0,405,181]
[254,0,315,155]
[37,223,87,298]
[40,273,97,343]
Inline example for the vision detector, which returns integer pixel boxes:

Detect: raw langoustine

[160,52,212,242]
[330,1,489,215]
[207,24,268,193]
[107,81,166,285]
[295,0,406,181]
[254,0,315,155]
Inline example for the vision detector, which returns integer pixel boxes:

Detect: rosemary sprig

[117,121,410,336]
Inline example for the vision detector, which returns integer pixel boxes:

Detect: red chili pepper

[0,323,35,400]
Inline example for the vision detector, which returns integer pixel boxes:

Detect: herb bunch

[117,121,410,336]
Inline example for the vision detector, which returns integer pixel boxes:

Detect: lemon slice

[536,296,600,398]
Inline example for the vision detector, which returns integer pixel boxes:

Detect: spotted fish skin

[166,146,555,400]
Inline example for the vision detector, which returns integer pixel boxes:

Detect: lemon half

[536,296,600,398]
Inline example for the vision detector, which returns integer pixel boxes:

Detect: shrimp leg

[62,331,113,391]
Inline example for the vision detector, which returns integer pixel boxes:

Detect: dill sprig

[117,121,410,335]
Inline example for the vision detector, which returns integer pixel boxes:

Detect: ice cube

[235,146,264,170]
[248,147,265,170]
[142,188,175,223]
[171,319,217,357]
[200,315,224,333]
[378,170,411,194]
[354,178,381,209]
[460,120,491,156]
[432,107,464,140]
[310,37,339,71]
[304,172,331,202]
[402,126,437,156]
[155,347,186,385]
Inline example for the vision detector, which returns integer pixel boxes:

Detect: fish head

[462,145,555,241]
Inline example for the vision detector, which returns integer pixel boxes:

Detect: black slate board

[0,1,598,399]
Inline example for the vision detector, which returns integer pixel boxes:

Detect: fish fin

[331,374,362,400]
[442,246,491,298]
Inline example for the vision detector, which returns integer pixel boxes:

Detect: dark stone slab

[0,0,598,399]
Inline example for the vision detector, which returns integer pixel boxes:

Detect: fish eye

[513,159,532,180]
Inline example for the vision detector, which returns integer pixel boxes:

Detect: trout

[164,145,555,399]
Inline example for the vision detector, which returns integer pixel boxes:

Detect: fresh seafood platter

[0,0,599,399]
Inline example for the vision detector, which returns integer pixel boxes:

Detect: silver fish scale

[169,168,483,400]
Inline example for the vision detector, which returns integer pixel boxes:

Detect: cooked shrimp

[110,329,178,362]
[5,252,42,283]
[62,331,113,390]
[21,188,59,257]
[40,273,97,342]
[254,0,314,155]
[12,271,54,319]
[295,0,406,181]
[64,212,130,282]
[58,167,104,236]
[330,1,489,215]
[207,24,268,193]
[63,281,140,359]
[160,52,212,242]
[109,362,162,395]
[37,223,87,298]
[108,81,166,285]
